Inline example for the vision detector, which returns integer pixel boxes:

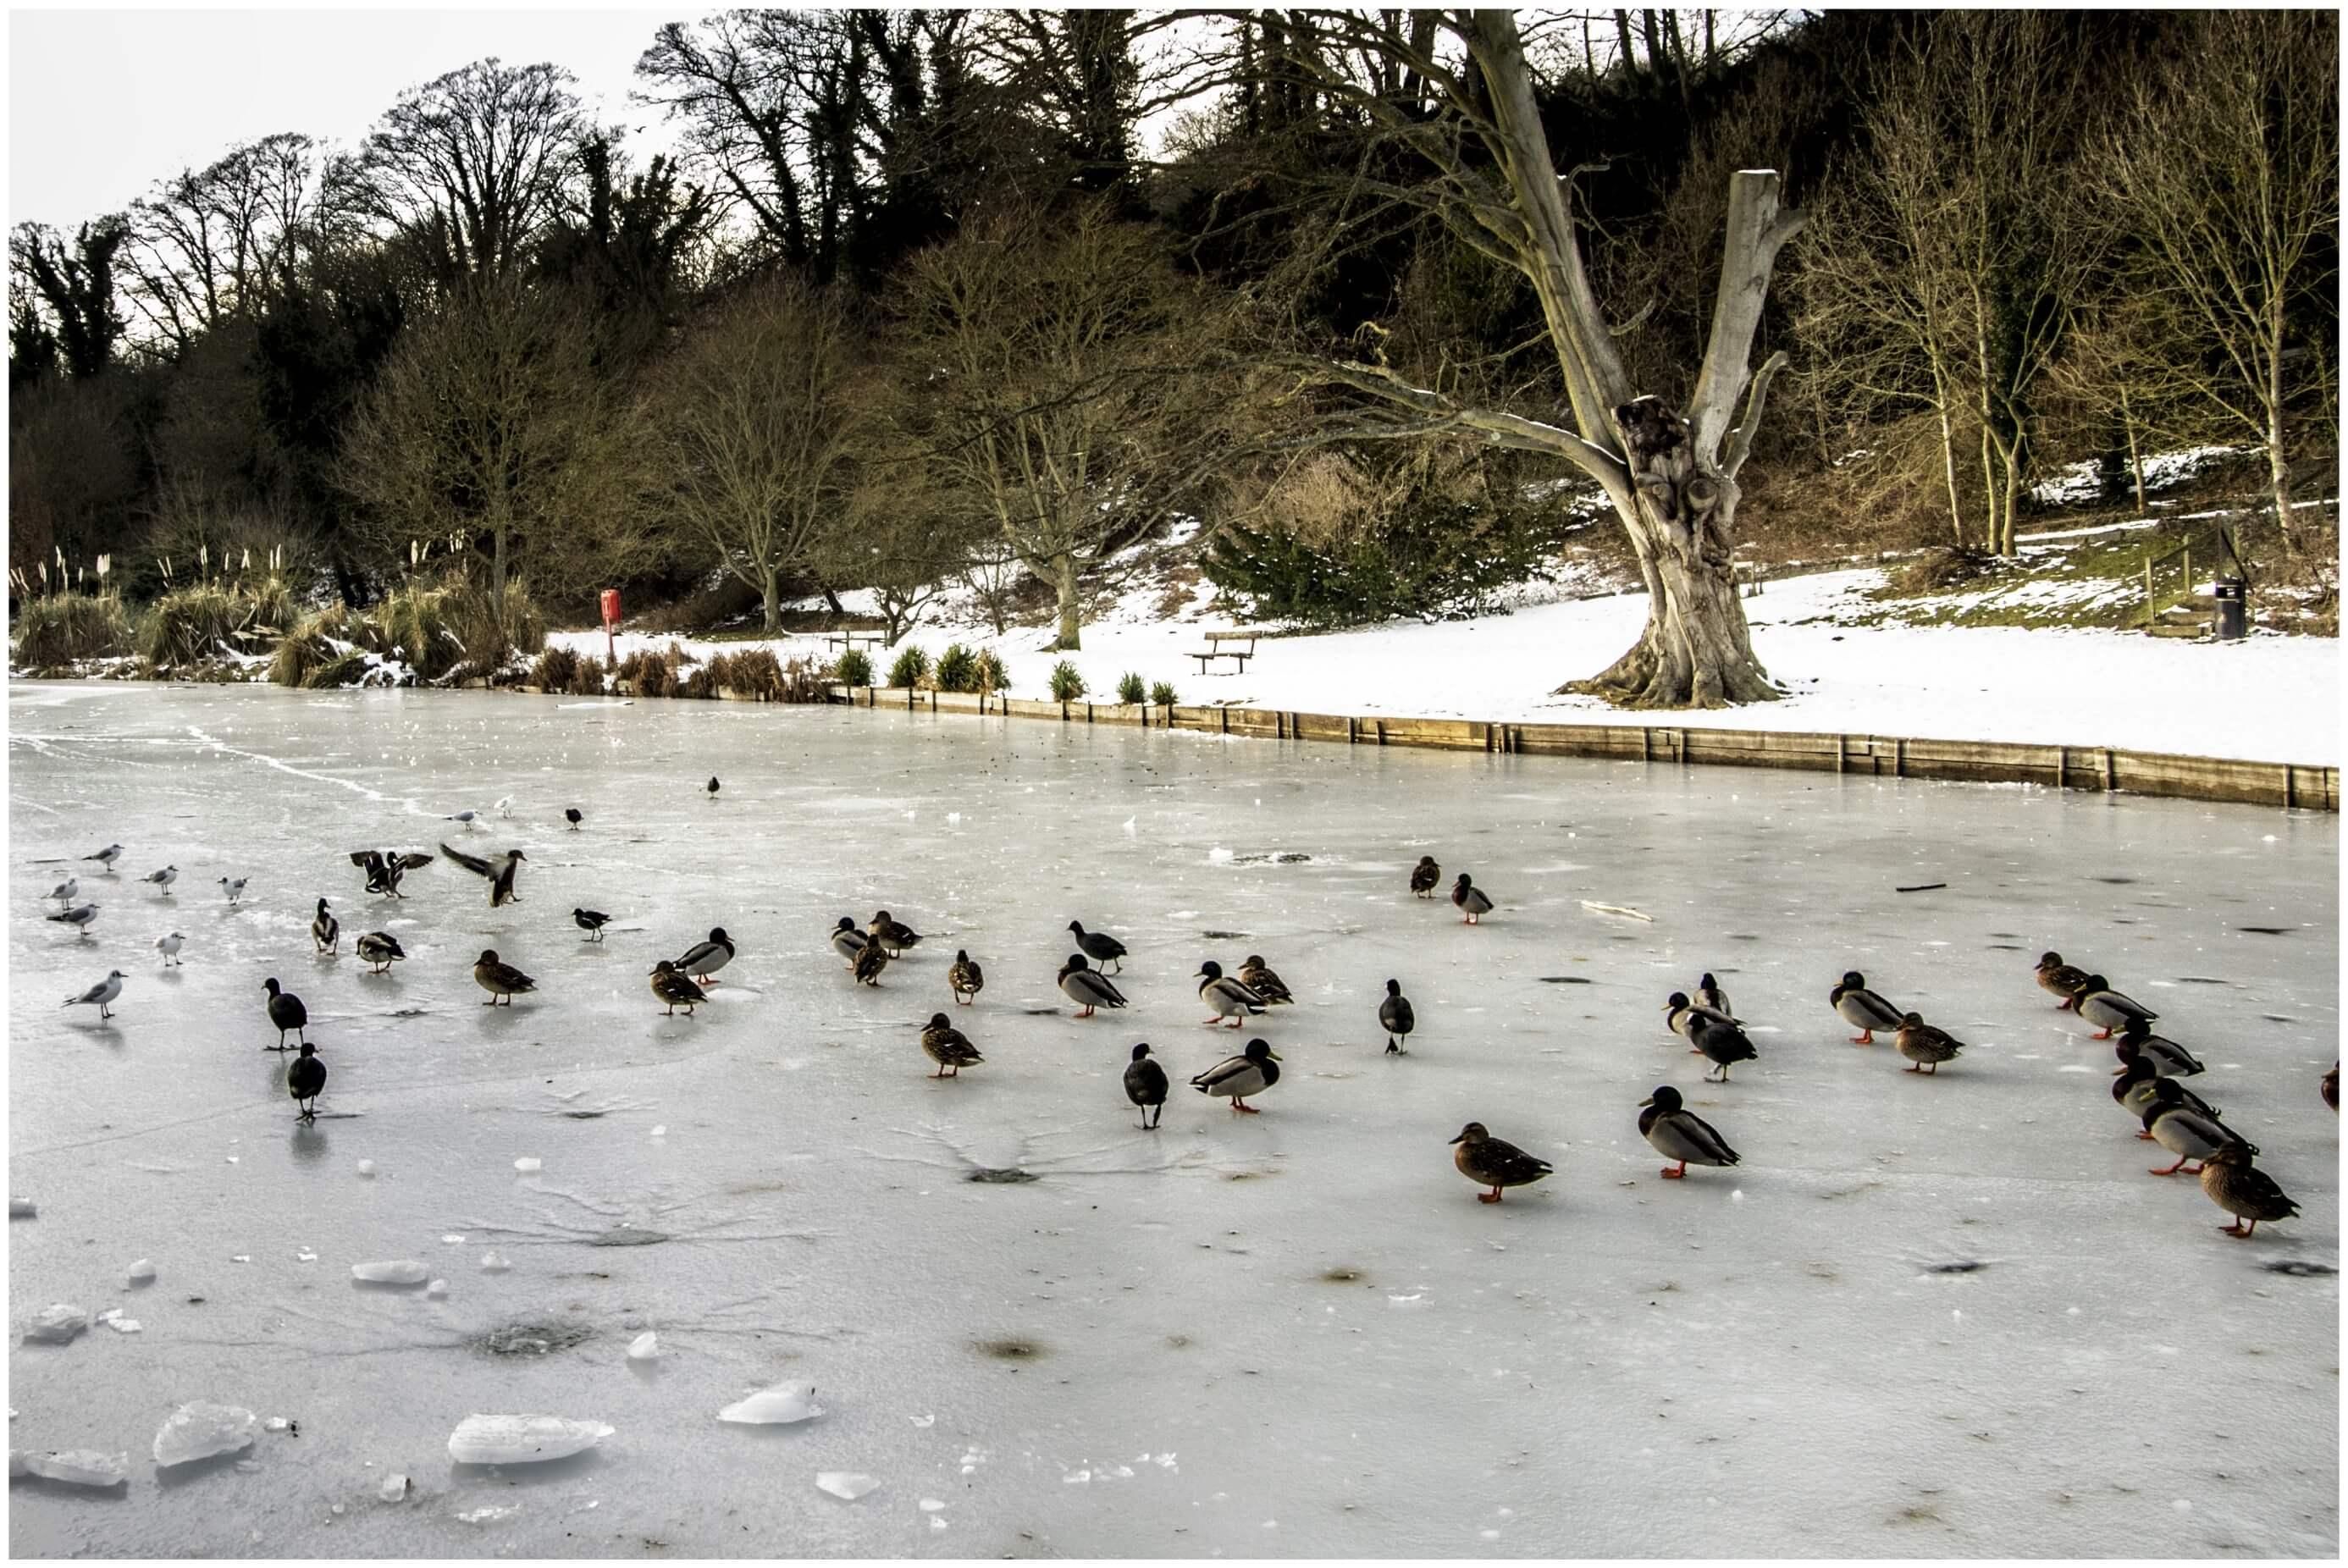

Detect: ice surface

[513,1157,542,1173]
[446,1414,614,1465]
[19,1449,129,1488]
[477,1251,509,1273]
[349,1260,428,1285]
[151,1404,257,1467]
[716,1383,822,1426]
[7,683,2338,1557]
[22,1306,86,1344]
[815,1471,879,1500]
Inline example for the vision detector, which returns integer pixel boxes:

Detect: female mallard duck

[1124,1043,1168,1128]
[919,1013,983,1077]
[2114,1018,2203,1078]
[1409,856,1441,898]
[870,910,923,955]
[1693,1014,1759,1082]
[1193,1039,1280,1113]
[1893,1013,1964,1074]
[2324,1063,2339,1113]
[474,949,536,1006]
[2143,1078,2252,1176]
[1378,979,1415,1054]
[1068,922,1126,974]
[2198,1144,2300,1239]
[649,959,708,1016]
[1196,960,1267,1028]
[574,908,612,943]
[1449,1122,1551,1201]
[1238,955,1293,1005]
[1665,992,1738,1055]
[2113,1055,2218,1137]
[1450,873,1494,925]
[262,977,307,1049]
[286,1042,326,1122]
[948,950,984,1005]
[852,933,892,986]
[830,916,866,965]
[355,931,405,974]
[1695,973,1732,1018]
[311,898,340,954]
[1058,953,1128,1017]
[2036,952,2092,1008]
[677,926,735,985]
[2069,974,2154,1040]
[1638,1086,1740,1179]
[1831,971,1903,1045]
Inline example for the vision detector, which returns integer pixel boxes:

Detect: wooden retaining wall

[826,684,2339,813]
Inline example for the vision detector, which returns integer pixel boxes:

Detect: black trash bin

[2213,577,2247,641]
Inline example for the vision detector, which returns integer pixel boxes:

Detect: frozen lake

[9,681,2339,1557]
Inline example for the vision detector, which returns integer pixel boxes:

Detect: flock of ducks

[40,809,2331,1235]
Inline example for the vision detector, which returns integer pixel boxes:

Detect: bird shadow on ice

[450,1450,605,1488]
[861,1121,1256,1184]
[152,1451,252,1491]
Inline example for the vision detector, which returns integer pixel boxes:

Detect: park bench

[823,629,889,653]
[1190,630,1259,675]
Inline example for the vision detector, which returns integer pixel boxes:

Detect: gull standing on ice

[445,809,479,831]
[139,864,178,895]
[83,843,123,872]
[47,902,98,937]
[153,931,185,966]
[64,969,125,1020]
[495,795,514,819]
[45,875,78,903]
[218,876,247,906]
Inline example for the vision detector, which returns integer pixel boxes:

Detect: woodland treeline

[9,8,2336,669]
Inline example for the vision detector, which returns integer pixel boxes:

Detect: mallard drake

[47,902,97,936]
[2068,974,2153,1040]
[677,926,735,984]
[2036,951,2092,1008]
[262,977,307,1047]
[441,843,525,908]
[350,849,434,898]
[870,910,922,954]
[1693,1014,1759,1081]
[153,931,184,966]
[1894,1013,1964,1074]
[564,808,583,831]
[829,916,866,965]
[1409,856,1441,898]
[2113,1055,2218,1137]
[1378,979,1415,1054]
[919,1013,983,1077]
[1193,1038,1280,1113]
[63,970,124,1020]
[573,908,610,942]
[83,843,123,870]
[852,932,892,986]
[1638,1086,1740,1179]
[1665,992,1738,1055]
[1058,952,1127,1016]
[1068,921,1126,974]
[2143,1078,2251,1176]
[1449,1122,1551,1201]
[2199,1144,2298,1238]
[1238,955,1293,1005]
[356,931,406,974]
[473,949,536,1006]
[1831,971,1903,1045]
[1124,1043,1168,1128]
[2324,1063,2339,1113]
[1450,873,1494,925]
[140,864,178,895]
[218,876,246,905]
[1196,960,1267,1028]
[286,1042,326,1122]
[1695,973,1732,1018]
[311,898,340,954]
[2114,1018,2203,1077]
[649,958,707,1015]
[948,950,984,1005]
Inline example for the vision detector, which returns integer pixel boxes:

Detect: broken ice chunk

[815,1471,878,1500]
[513,1158,542,1173]
[626,1333,659,1361]
[25,1305,87,1344]
[262,1417,290,1433]
[425,1280,449,1299]
[446,1415,613,1466]
[95,1310,141,1334]
[351,1260,428,1285]
[356,1160,376,1178]
[8,1198,33,1218]
[649,1126,666,1138]
[478,1252,510,1273]
[456,1505,519,1524]
[126,1259,156,1286]
[717,1383,821,1425]
[23,1449,129,1488]
[378,1472,408,1503]
[152,1403,259,1466]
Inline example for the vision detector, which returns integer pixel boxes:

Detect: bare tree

[124,134,319,354]
[2105,11,2337,556]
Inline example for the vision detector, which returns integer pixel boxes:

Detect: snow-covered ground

[561,566,2340,766]
[8,682,2338,1556]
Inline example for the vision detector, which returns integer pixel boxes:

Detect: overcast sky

[9,8,686,231]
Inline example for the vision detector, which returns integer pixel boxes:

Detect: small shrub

[445,578,548,674]
[11,592,132,670]
[1149,680,1177,706]
[613,649,649,687]
[532,644,581,692]
[374,581,461,681]
[712,647,785,699]
[779,654,828,702]
[566,652,609,696]
[1047,660,1086,703]
[1116,671,1146,704]
[676,662,718,699]
[1890,545,2001,595]
[935,643,980,693]
[1203,490,1561,628]
[636,649,674,698]
[305,649,373,689]
[138,583,247,670]
[836,648,874,687]
[977,649,1010,693]
[887,643,931,689]
[240,575,298,640]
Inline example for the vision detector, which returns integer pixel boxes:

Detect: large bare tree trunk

[1052,553,1082,650]
[2266,301,2301,558]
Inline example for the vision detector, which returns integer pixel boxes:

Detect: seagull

[139,864,178,894]
[153,931,185,966]
[63,969,124,1019]
[83,843,123,871]
[441,843,525,907]
[44,876,78,903]
[564,808,583,831]
[705,776,721,801]
[47,902,98,936]
[218,876,247,906]
[494,795,515,819]
[445,809,479,831]
[311,897,340,954]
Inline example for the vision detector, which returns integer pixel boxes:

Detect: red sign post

[599,588,622,665]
